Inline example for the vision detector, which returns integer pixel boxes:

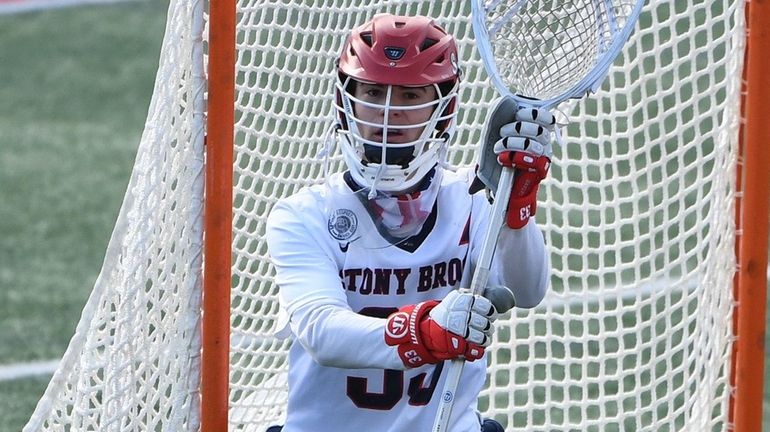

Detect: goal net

[25,0,746,431]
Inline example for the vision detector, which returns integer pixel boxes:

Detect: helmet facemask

[336,75,459,196]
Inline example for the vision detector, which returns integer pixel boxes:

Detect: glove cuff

[497,151,550,229]
[506,182,540,229]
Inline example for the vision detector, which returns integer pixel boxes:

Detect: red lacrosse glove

[384,291,495,368]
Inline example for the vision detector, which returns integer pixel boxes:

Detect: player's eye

[397,89,433,106]
[364,88,382,98]
[401,92,421,102]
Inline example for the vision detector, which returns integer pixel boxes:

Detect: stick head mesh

[473,0,644,105]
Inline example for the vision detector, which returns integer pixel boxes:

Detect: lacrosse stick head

[470,0,644,192]
[472,0,645,107]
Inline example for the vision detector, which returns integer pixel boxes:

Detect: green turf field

[0,2,167,430]
[0,2,769,432]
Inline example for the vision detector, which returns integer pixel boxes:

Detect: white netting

[23,0,206,430]
[229,0,743,431]
[25,0,744,431]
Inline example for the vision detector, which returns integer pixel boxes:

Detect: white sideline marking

[0,0,141,15]
[0,359,59,381]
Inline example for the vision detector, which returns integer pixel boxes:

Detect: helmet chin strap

[318,123,341,181]
[368,162,387,199]
[435,134,456,172]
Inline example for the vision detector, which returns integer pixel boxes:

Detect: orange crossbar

[202,0,236,430]
[731,1,770,430]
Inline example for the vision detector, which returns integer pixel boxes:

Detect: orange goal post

[24,1,770,431]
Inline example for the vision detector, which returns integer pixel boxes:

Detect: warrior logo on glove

[384,311,409,339]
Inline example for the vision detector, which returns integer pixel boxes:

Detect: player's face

[353,83,438,147]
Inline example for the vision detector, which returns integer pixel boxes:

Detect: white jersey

[265,167,549,432]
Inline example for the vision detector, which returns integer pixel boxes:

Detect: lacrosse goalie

[265,13,555,432]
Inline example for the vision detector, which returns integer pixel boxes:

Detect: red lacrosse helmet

[334,14,461,194]
[338,13,460,87]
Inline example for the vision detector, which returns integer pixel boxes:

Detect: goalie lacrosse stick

[432,0,644,430]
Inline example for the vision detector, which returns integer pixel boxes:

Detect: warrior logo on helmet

[383,46,406,61]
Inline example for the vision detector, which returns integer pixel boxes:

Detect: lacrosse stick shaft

[432,167,515,432]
